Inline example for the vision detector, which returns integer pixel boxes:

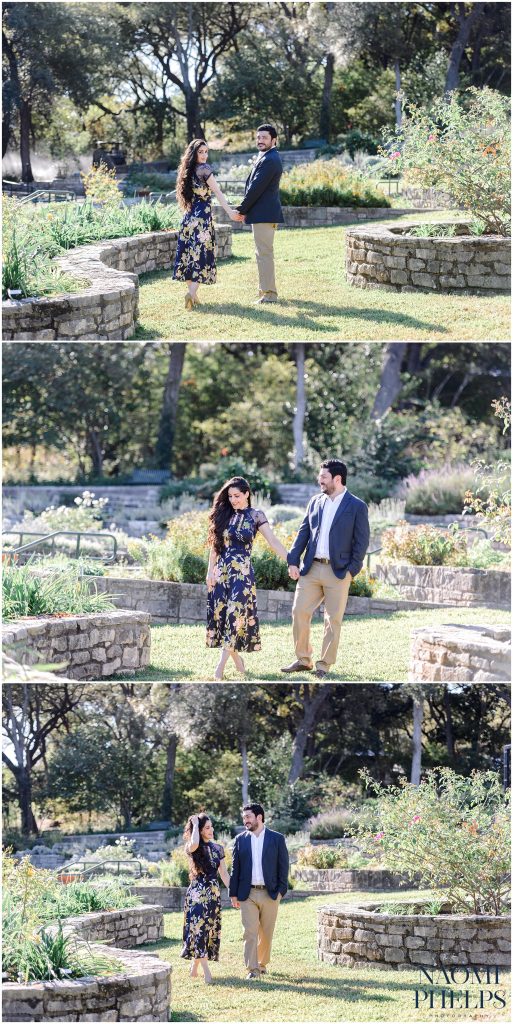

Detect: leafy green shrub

[348,569,376,597]
[382,88,510,235]
[308,808,361,839]
[296,844,348,869]
[280,159,390,208]
[252,546,294,591]
[2,560,116,619]
[381,521,468,566]
[464,397,511,546]
[197,456,279,502]
[158,849,191,887]
[353,767,510,915]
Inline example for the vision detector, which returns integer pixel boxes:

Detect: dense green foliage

[279,161,390,208]
[2,561,116,620]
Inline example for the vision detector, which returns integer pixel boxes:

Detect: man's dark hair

[320,459,347,485]
[257,123,277,140]
[243,802,265,822]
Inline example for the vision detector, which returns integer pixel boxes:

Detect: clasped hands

[230,209,245,222]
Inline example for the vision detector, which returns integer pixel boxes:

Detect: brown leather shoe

[281,660,313,673]
[315,669,328,679]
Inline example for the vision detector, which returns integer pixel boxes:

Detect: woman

[206,476,289,680]
[173,139,241,309]
[181,812,230,984]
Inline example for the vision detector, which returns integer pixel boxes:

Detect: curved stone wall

[293,867,413,892]
[2,609,151,679]
[214,205,438,230]
[409,623,511,682]
[2,944,171,1021]
[61,903,164,947]
[2,225,232,340]
[317,902,511,969]
[346,222,510,294]
[376,564,510,609]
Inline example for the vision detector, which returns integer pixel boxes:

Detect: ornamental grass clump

[280,159,391,208]
[352,767,510,916]
[382,87,510,236]
[2,560,117,619]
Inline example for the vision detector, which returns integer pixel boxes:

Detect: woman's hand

[191,814,200,827]
[229,209,245,222]
[206,571,216,590]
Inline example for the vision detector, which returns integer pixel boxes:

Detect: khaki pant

[292,561,352,671]
[239,887,282,971]
[252,223,277,296]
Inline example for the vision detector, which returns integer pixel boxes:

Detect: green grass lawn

[132,215,510,341]
[145,888,511,1022]
[116,605,510,681]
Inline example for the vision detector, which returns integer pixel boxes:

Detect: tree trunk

[87,429,103,477]
[288,685,334,783]
[240,736,249,805]
[185,90,203,141]
[16,766,38,836]
[320,50,335,142]
[19,98,34,184]
[443,687,455,760]
[155,344,186,470]
[410,692,423,785]
[370,342,407,420]
[394,60,402,130]
[445,2,485,94]
[292,343,306,471]
[161,733,178,820]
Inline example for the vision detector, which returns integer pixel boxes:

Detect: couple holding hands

[182,804,289,984]
[205,459,370,681]
[173,124,284,308]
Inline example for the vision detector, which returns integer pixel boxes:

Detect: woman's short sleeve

[251,509,269,530]
[196,162,214,181]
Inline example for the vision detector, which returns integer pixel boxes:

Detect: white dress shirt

[315,488,347,559]
[250,826,266,885]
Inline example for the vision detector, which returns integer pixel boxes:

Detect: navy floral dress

[173,162,217,285]
[207,508,268,652]
[181,842,225,961]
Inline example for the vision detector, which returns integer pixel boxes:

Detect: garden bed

[2,943,171,1021]
[409,622,511,682]
[2,609,151,679]
[376,563,511,609]
[317,900,511,969]
[346,222,510,294]
[292,867,413,892]
[60,903,164,947]
[2,225,232,340]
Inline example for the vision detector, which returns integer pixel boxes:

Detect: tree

[155,344,187,471]
[2,683,83,835]
[292,344,306,471]
[443,2,486,94]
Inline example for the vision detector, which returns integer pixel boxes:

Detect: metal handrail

[2,530,118,562]
[56,858,144,879]
[15,189,76,204]
[366,525,490,571]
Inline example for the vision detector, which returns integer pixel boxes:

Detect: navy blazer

[287,490,370,580]
[237,148,284,224]
[229,827,289,901]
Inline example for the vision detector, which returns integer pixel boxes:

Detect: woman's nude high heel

[185,293,194,311]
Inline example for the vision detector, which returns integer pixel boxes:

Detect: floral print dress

[173,162,217,285]
[206,508,268,652]
[181,842,225,961]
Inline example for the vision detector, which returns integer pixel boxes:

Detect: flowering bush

[81,164,122,205]
[381,521,468,566]
[382,88,511,235]
[296,844,348,869]
[21,491,109,533]
[351,767,510,915]
[464,398,511,546]
[280,159,391,208]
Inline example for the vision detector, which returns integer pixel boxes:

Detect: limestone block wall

[292,868,412,892]
[409,624,511,682]
[376,564,510,609]
[317,902,511,969]
[214,205,438,231]
[131,884,232,911]
[346,223,510,294]
[2,225,232,340]
[2,610,151,679]
[62,904,164,948]
[2,945,171,1022]
[92,576,442,625]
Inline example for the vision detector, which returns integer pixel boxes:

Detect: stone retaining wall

[214,205,440,230]
[409,623,511,682]
[401,186,458,209]
[317,901,511,969]
[2,945,171,1021]
[376,564,510,609]
[92,576,444,625]
[2,225,232,340]
[346,222,510,294]
[2,610,151,679]
[62,904,164,948]
[131,884,232,911]
[293,868,412,892]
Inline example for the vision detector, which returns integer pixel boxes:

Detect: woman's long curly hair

[183,813,213,879]
[207,476,251,557]
[176,139,208,211]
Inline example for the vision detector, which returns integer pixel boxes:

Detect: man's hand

[288,565,300,581]
[231,211,245,222]
[230,896,240,909]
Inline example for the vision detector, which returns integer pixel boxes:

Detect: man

[235,124,284,303]
[230,803,289,979]
[282,458,370,679]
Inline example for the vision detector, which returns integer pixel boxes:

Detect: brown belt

[314,557,330,564]
[251,884,266,889]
